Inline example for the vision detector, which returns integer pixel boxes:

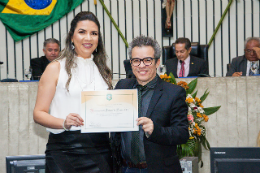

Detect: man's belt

[122,160,147,169]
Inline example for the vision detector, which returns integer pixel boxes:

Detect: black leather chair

[123,59,135,78]
[162,42,209,65]
[227,63,231,72]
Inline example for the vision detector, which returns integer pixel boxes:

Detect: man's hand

[137,117,154,135]
[232,72,242,77]
[252,47,260,59]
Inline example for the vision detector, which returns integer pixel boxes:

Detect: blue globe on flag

[24,0,52,10]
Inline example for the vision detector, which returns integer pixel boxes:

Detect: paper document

[81,89,138,133]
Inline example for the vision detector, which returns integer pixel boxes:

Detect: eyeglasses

[130,57,156,66]
[245,49,256,54]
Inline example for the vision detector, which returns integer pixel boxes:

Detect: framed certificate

[81,89,138,133]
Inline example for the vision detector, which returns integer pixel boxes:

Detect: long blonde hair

[57,11,112,91]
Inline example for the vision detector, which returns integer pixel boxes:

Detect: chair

[162,42,209,65]
[123,60,135,78]
[227,63,231,72]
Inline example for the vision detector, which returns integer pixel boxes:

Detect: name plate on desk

[81,89,138,133]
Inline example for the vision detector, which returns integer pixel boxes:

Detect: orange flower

[177,81,189,90]
[198,103,204,108]
[195,97,201,103]
[196,112,202,118]
[203,114,209,122]
[197,128,202,136]
[160,74,171,79]
[186,97,194,103]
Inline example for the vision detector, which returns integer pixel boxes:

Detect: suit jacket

[112,77,189,173]
[165,56,209,78]
[226,55,260,76]
[30,56,50,80]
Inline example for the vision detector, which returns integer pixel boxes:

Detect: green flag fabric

[0,0,84,42]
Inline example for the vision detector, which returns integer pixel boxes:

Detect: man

[165,37,208,78]
[112,36,189,173]
[30,38,60,80]
[226,37,260,76]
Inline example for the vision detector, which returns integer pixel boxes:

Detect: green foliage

[186,78,197,94]
[160,73,221,166]
[169,72,177,84]
[204,106,221,116]
[177,141,195,158]
[200,89,209,103]
[192,90,198,98]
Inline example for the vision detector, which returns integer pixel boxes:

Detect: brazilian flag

[0,0,84,42]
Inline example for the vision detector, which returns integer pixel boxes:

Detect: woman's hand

[64,113,84,130]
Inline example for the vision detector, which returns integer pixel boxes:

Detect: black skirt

[45,130,112,173]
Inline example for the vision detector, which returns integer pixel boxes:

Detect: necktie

[131,85,146,164]
[179,60,185,77]
[249,62,258,76]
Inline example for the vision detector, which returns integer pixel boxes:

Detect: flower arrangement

[160,73,221,166]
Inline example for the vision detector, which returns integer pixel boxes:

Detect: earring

[95,48,97,53]
[71,42,75,50]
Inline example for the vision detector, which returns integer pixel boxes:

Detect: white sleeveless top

[47,55,109,134]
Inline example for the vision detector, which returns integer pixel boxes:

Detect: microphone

[0,61,3,64]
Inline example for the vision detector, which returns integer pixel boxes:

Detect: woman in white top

[33,11,113,173]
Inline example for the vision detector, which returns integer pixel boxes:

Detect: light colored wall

[0,82,48,172]
[1,77,260,172]
[0,0,259,80]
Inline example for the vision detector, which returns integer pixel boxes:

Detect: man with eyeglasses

[226,37,260,76]
[111,35,189,173]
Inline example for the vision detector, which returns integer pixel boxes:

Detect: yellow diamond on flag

[2,0,57,15]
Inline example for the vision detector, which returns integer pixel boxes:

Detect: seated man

[31,38,60,80]
[226,37,260,76]
[165,37,209,78]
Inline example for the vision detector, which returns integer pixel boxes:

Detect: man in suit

[112,35,189,173]
[165,37,208,78]
[31,38,60,80]
[226,37,260,76]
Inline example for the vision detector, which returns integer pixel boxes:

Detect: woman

[33,11,113,173]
